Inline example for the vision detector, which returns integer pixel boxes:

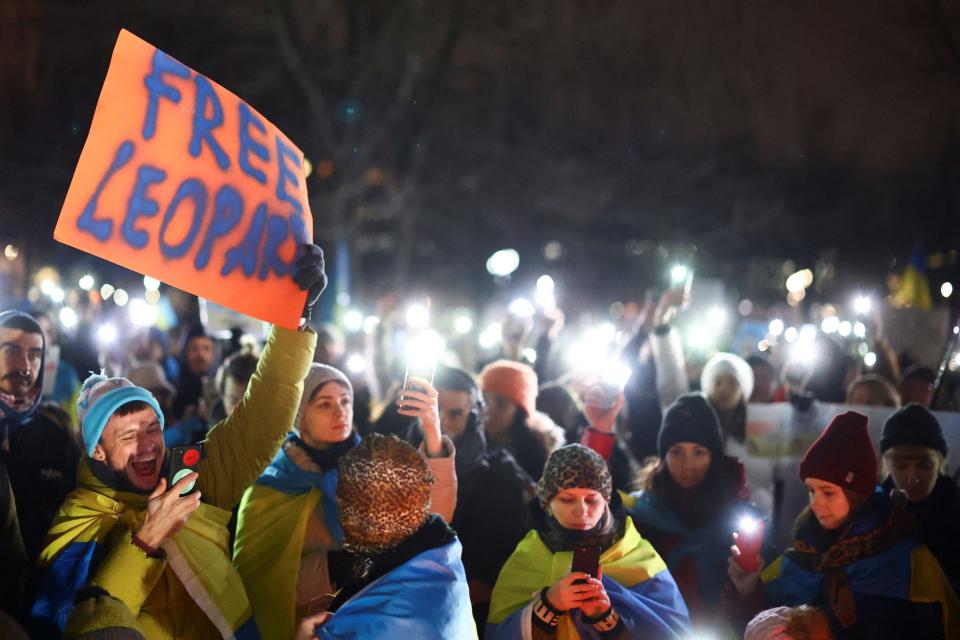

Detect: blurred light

[4,244,18,260]
[344,309,364,333]
[454,315,473,335]
[768,319,785,337]
[543,241,563,261]
[479,323,502,349]
[363,315,381,334]
[406,303,430,329]
[784,327,798,343]
[853,295,872,315]
[609,301,625,319]
[100,283,115,300]
[97,323,117,345]
[588,323,617,348]
[535,275,556,309]
[670,264,689,286]
[787,290,806,306]
[858,342,870,357]
[738,516,760,536]
[27,287,40,303]
[838,321,852,337]
[78,275,95,291]
[59,307,78,330]
[144,289,161,305]
[942,282,954,298]
[707,306,727,328]
[955,325,960,336]
[336,292,351,306]
[50,288,65,304]
[853,322,866,338]
[40,279,55,295]
[738,299,753,316]
[346,353,367,374]
[406,330,445,371]
[864,352,877,367]
[113,288,129,307]
[486,249,520,277]
[757,340,770,352]
[821,316,840,334]
[128,298,157,326]
[790,343,818,367]
[602,362,633,389]
[786,268,814,293]
[508,298,536,318]
[143,276,161,291]
[687,325,712,351]
[522,348,538,364]
[798,324,818,344]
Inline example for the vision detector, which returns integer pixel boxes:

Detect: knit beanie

[479,359,538,417]
[295,363,353,431]
[799,411,877,497]
[701,352,754,403]
[744,607,790,640]
[77,374,164,457]
[64,586,145,639]
[658,393,724,459]
[880,403,947,456]
[337,433,433,556]
[538,444,613,508]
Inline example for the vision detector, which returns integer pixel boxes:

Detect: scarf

[32,458,253,637]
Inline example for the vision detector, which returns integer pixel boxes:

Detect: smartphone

[734,516,765,573]
[571,544,601,582]
[164,444,204,496]
[400,362,437,410]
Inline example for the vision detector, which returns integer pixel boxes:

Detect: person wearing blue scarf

[234,363,457,640]
[0,310,80,617]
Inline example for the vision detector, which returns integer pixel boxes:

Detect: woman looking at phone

[487,444,690,639]
[726,412,960,638]
[233,364,457,640]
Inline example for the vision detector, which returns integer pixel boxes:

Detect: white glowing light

[40,279,55,295]
[405,330,445,372]
[50,288,65,304]
[738,516,760,536]
[707,306,727,328]
[363,315,381,334]
[821,316,840,334]
[346,353,367,374]
[4,245,18,260]
[59,307,78,329]
[768,319,784,337]
[687,325,713,351]
[100,283,115,300]
[603,362,633,389]
[522,348,538,364]
[486,249,520,277]
[942,282,953,299]
[864,352,877,367]
[78,275,95,291]
[145,289,161,305]
[343,309,364,333]
[854,322,866,338]
[508,298,536,318]
[128,298,157,327]
[853,295,872,315]
[97,323,117,345]
[784,327,798,343]
[143,276,161,292]
[785,269,814,293]
[838,321,852,337]
[798,324,818,344]
[478,323,502,349]
[535,275,556,309]
[406,304,430,329]
[791,343,818,367]
[670,265,690,286]
[454,315,474,335]
[113,288,129,307]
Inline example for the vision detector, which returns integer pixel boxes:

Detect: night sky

[2,0,959,307]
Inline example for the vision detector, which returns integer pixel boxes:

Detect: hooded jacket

[29,325,315,639]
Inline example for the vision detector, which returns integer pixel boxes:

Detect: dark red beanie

[798,411,877,497]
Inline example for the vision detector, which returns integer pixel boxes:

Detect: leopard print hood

[337,433,434,556]
[537,443,612,508]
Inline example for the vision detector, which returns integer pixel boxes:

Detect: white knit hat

[700,352,754,403]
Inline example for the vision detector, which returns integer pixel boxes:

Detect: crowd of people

[1,247,959,639]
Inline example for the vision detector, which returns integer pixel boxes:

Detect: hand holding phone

[733,516,764,573]
[571,544,601,582]
[164,444,204,496]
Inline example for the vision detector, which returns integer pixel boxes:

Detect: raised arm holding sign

[55,29,314,329]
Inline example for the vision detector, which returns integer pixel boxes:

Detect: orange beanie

[479,360,538,417]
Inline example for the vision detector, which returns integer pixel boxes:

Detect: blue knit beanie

[77,373,164,457]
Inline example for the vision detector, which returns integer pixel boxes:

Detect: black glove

[292,244,327,321]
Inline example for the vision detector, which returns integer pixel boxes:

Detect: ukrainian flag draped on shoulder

[487,517,690,639]
[30,458,256,639]
[233,433,349,640]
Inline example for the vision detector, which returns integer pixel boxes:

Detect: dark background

[2,0,959,309]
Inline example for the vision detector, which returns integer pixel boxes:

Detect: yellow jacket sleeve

[92,529,168,615]
[198,325,316,510]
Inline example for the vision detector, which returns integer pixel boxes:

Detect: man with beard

[29,244,328,639]
[0,310,80,617]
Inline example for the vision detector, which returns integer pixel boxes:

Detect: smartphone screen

[571,544,601,580]
[164,444,204,496]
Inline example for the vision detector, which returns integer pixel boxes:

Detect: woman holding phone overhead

[233,364,457,640]
[487,444,690,639]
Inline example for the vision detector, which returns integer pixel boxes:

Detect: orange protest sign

[55,29,313,329]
